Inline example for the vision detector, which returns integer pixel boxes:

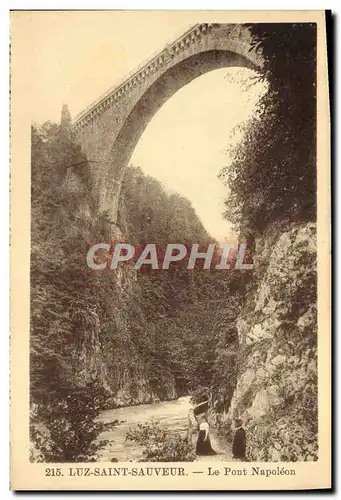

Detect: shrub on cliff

[220,23,316,235]
[126,420,195,462]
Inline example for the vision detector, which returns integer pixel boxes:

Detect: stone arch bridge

[73,23,264,226]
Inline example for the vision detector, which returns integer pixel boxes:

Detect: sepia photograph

[10,10,331,490]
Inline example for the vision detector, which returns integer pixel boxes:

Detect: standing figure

[232,418,246,461]
[195,415,216,456]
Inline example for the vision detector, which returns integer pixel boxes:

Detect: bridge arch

[74,23,264,224]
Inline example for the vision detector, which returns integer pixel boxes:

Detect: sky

[12,11,267,241]
[131,67,266,240]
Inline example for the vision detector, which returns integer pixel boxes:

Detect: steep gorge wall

[52,161,225,410]
[69,262,177,408]
[211,221,318,461]
[32,164,177,410]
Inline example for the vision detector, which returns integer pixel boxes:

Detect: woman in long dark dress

[195,415,216,456]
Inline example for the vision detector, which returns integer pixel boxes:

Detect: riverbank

[97,396,231,462]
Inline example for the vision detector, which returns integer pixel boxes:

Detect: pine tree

[60,103,72,138]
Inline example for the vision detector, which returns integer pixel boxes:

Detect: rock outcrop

[212,222,318,461]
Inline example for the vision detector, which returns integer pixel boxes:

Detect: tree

[60,103,72,135]
[220,23,316,236]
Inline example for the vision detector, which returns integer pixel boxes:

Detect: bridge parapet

[73,23,263,132]
[74,24,214,130]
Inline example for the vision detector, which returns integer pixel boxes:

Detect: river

[97,396,231,462]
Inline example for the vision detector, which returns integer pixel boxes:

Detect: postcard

[10,10,331,490]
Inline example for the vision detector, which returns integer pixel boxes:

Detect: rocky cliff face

[70,260,177,408]
[57,168,179,408]
[212,221,318,461]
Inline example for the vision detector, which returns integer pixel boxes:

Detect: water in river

[97,396,231,462]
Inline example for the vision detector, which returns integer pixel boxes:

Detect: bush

[126,420,195,462]
[30,382,118,462]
